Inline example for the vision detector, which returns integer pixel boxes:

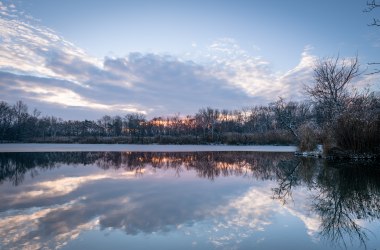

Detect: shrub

[220,131,295,145]
[297,122,318,151]
[335,114,380,154]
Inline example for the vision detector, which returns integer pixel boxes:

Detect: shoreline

[0,143,297,153]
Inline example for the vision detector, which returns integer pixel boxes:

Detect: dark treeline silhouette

[0,100,300,145]
[1,151,379,247]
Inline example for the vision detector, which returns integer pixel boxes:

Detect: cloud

[278,46,317,100]
[0,72,147,115]
[283,187,321,239]
[1,3,378,120]
[0,6,256,118]
[0,203,100,250]
[0,6,100,80]
[187,38,318,103]
[207,186,278,247]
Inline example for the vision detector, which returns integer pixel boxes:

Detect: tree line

[0,99,298,145]
[1,55,379,156]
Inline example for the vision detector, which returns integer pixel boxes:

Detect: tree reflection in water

[0,151,291,185]
[273,157,380,248]
[0,151,379,248]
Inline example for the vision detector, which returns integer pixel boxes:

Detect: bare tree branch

[364,1,380,73]
[366,69,380,75]
[366,63,380,75]
[305,55,361,124]
[364,0,380,12]
[368,18,380,26]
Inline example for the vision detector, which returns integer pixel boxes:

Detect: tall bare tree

[306,55,360,124]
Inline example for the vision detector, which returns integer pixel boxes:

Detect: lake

[0,149,379,250]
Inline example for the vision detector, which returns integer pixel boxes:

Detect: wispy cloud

[0,72,147,115]
[200,38,316,102]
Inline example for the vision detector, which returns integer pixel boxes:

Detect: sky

[0,0,379,120]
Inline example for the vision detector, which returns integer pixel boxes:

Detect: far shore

[0,143,297,153]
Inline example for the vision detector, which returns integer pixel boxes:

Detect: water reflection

[273,158,380,248]
[0,152,379,250]
[0,151,291,185]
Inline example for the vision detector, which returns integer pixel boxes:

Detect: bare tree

[195,107,220,140]
[364,0,380,26]
[364,0,380,74]
[306,55,360,124]
[0,101,14,140]
[272,98,300,140]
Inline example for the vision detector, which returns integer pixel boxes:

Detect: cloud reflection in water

[0,152,379,250]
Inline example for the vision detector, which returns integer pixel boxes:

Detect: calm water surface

[0,151,379,250]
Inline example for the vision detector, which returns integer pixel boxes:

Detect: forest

[0,56,379,157]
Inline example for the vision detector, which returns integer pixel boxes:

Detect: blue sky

[0,0,379,119]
